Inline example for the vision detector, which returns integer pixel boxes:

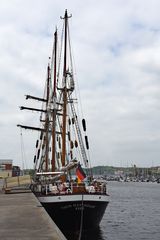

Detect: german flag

[76,163,86,182]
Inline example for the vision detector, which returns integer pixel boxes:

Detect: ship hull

[38,194,109,231]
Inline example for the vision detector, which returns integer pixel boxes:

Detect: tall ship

[18,10,109,232]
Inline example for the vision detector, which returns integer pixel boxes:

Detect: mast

[45,64,50,171]
[51,29,57,172]
[61,10,71,166]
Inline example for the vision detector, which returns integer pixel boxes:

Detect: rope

[57,21,64,84]
[20,129,28,171]
[78,194,84,240]
[67,21,93,173]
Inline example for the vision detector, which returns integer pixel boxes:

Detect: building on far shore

[0,159,21,178]
[0,159,13,178]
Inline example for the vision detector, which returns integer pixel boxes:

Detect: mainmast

[61,10,71,166]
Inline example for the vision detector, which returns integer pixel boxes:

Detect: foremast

[51,29,57,172]
[45,64,50,172]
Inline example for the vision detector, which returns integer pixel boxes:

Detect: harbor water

[65,181,160,240]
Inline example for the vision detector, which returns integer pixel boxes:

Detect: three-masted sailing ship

[18,10,109,231]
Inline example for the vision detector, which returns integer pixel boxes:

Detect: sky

[1,0,160,168]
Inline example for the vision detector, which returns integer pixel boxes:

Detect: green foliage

[24,169,35,176]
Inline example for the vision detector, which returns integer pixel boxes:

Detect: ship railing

[32,181,108,196]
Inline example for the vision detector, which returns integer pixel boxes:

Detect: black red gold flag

[76,163,86,182]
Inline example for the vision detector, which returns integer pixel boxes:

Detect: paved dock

[0,180,67,240]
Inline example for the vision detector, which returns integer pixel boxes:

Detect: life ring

[89,186,95,193]
[66,188,72,194]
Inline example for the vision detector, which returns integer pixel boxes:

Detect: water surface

[65,182,160,240]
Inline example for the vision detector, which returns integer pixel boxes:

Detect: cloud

[0,0,160,168]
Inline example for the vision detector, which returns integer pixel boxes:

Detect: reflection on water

[63,226,105,240]
[81,227,105,240]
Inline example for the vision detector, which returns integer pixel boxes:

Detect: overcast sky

[1,0,160,168]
